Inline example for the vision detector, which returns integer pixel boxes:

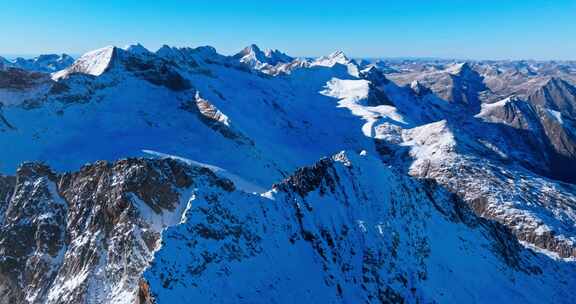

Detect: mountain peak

[527,76,576,117]
[531,77,576,96]
[263,48,293,63]
[446,62,473,75]
[155,45,225,69]
[312,50,351,67]
[410,80,432,96]
[236,44,263,58]
[52,46,118,79]
[123,43,151,56]
[325,50,349,63]
[235,44,293,68]
[0,53,74,73]
[360,65,389,86]
[543,76,572,89]
[246,43,262,52]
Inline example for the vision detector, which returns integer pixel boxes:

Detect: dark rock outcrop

[0,158,232,303]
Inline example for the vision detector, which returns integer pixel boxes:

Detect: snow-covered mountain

[1,43,576,303]
[0,54,74,73]
[234,44,293,68]
[144,151,576,303]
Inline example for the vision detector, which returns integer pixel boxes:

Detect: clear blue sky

[1,0,575,60]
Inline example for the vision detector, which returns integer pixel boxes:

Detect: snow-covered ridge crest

[50,43,193,91]
[51,43,234,82]
[52,46,117,80]
[123,43,152,56]
[234,44,293,67]
[51,43,158,80]
[312,50,360,77]
[155,44,223,66]
[145,150,576,303]
[0,157,241,304]
[312,50,350,67]
[142,150,266,193]
[321,77,409,136]
[446,62,472,75]
[0,53,74,73]
[48,43,366,80]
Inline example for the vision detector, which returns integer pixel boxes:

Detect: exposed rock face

[528,77,576,118]
[121,52,191,91]
[0,68,50,91]
[144,152,576,303]
[386,62,488,113]
[475,95,576,183]
[53,46,191,91]
[0,68,54,109]
[0,158,233,304]
[359,66,390,87]
[0,163,66,303]
[445,63,488,111]
[409,80,433,97]
[477,97,540,129]
[0,174,16,217]
[3,152,574,303]
[234,44,294,68]
[401,119,576,259]
[136,279,154,304]
[179,92,254,145]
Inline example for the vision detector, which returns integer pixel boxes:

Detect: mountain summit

[234,44,294,68]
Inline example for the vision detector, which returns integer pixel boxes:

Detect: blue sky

[1,0,575,60]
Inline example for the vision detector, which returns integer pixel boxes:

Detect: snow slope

[145,151,576,303]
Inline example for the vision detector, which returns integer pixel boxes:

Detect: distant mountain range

[1,43,576,303]
[0,54,75,73]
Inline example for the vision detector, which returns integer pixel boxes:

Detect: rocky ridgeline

[0,158,233,303]
[143,152,576,303]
